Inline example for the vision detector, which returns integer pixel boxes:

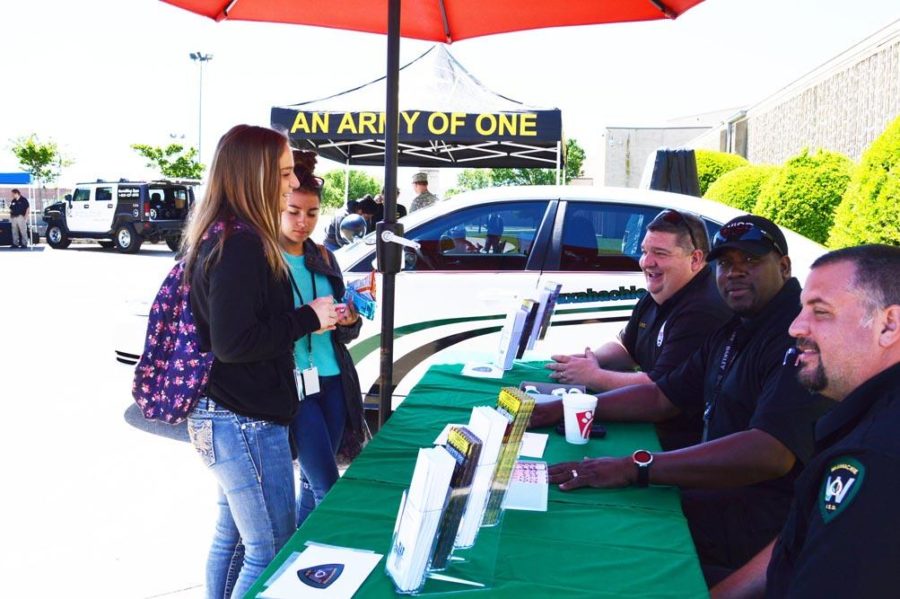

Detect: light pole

[189,52,213,164]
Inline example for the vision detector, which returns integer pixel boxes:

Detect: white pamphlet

[386,447,457,593]
[501,460,548,512]
[259,543,382,598]
[454,406,509,548]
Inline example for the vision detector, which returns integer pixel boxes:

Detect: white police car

[333,185,825,409]
[116,185,825,411]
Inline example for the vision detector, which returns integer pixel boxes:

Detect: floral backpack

[131,221,240,423]
[131,260,212,424]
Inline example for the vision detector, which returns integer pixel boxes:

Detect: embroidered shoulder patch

[298,563,344,589]
[819,456,865,523]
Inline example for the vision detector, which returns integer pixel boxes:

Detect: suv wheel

[115,224,143,254]
[46,224,71,249]
[165,234,181,252]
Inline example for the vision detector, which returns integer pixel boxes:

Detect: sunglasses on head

[296,172,324,190]
[713,222,785,256]
[652,209,698,250]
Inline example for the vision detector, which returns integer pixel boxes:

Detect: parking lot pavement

[0,243,214,598]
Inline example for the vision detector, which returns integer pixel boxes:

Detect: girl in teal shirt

[280,164,366,525]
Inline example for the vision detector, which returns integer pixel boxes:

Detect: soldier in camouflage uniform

[410,172,439,212]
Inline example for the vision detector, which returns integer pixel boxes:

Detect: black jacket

[301,238,365,440]
[190,227,321,424]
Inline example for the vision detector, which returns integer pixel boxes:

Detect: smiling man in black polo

[712,244,900,599]
[545,209,732,449]
[536,215,834,586]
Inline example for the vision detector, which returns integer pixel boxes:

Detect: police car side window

[96,187,113,202]
[72,188,91,202]
[559,202,660,272]
[407,201,547,272]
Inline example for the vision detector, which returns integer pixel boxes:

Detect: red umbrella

[164,0,703,42]
[163,0,705,428]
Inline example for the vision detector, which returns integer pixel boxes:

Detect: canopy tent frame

[271,45,565,171]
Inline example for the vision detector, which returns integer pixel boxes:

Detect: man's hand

[548,457,635,490]
[529,399,563,429]
[546,347,599,386]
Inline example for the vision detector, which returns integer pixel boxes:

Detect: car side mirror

[65,194,72,207]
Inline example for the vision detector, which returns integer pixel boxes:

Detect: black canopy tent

[271,45,564,170]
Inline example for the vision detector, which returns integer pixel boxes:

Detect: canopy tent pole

[375,0,402,429]
[555,140,561,185]
[343,158,351,202]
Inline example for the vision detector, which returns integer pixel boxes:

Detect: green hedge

[754,148,853,245]
[704,164,780,212]
[695,149,749,196]
[828,116,900,248]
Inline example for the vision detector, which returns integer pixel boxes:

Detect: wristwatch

[632,449,653,487]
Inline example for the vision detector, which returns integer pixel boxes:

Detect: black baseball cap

[708,215,788,261]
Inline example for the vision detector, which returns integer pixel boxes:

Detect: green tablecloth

[248,362,708,598]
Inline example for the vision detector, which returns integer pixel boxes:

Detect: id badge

[299,365,320,398]
[294,368,306,400]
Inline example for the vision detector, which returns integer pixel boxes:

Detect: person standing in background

[410,172,439,212]
[10,189,30,248]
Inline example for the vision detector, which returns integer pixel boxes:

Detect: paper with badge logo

[259,542,383,598]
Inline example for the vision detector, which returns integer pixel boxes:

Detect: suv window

[405,201,549,272]
[559,201,662,272]
[72,188,90,202]
[96,187,113,202]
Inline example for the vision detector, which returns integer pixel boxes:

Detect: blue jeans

[290,375,346,526]
[187,398,296,599]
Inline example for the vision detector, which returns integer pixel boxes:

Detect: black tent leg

[376,0,402,431]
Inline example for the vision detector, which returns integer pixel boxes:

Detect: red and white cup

[562,392,598,445]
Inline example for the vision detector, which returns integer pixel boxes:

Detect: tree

[448,138,587,195]
[695,149,749,195]
[754,148,853,245]
[131,143,204,179]
[320,169,381,210]
[445,169,492,198]
[828,115,900,248]
[704,164,780,212]
[10,134,72,200]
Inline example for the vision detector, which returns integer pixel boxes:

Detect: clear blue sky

[2,0,898,188]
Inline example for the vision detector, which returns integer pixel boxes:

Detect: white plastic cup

[562,392,598,445]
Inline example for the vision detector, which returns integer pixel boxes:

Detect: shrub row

[700,115,900,247]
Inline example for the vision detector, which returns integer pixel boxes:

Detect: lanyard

[287,266,317,362]
[702,327,741,442]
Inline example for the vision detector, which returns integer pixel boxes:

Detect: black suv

[43,179,197,253]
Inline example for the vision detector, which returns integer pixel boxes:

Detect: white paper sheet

[259,543,383,598]
[517,432,548,458]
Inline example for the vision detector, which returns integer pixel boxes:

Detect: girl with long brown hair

[183,124,338,598]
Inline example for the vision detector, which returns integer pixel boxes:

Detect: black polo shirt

[619,265,732,449]
[656,278,834,568]
[767,363,900,598]
[10,196,29,217]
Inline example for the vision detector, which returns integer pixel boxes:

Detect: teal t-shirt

[283,252,340,376]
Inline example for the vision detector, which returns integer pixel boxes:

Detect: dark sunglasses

[652,209,697,250]
[713,222,785,256]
